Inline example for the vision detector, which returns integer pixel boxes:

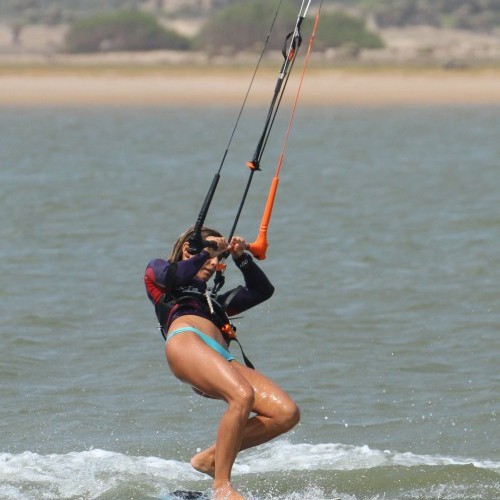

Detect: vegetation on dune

[1,0,499,55]
[194,0,297,53]
[1,1,500,33]
[315,11,384,50]
[64,10,190,53]
[195,0,383,54]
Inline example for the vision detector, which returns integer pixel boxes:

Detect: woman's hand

[204,236,229,259]
[229,236,248,260]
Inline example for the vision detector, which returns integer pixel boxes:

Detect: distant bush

[196,2,383,54]
[65,10,190,53]
[315,11,384,50]
[195,0,297,53]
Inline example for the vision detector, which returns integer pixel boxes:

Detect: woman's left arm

[220,251,275,316]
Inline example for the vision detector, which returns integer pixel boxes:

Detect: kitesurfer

[144,226,300,500]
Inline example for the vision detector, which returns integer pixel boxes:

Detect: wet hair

[169,226,223,263]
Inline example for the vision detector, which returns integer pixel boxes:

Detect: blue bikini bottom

[166,326,234,362]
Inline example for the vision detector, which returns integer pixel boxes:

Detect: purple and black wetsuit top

[144,250,274,333]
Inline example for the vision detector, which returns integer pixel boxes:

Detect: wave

[1,441,499,499]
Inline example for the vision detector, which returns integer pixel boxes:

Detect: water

[1,103,499,499]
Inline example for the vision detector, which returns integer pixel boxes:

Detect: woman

[144,226,300,500]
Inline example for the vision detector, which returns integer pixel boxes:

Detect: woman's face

[195,255,218,281]
[181,238,219,282]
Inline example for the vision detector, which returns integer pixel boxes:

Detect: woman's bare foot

[214,481,245,500]
[190,448,215,478]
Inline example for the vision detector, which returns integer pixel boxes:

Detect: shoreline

[1,67,500,106]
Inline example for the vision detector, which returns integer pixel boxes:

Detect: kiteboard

[170,491,206,499]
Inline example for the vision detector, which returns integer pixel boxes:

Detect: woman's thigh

[166,331,252,402]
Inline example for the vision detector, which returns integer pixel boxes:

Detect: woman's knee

[279,400,301,431]
[229,381,255,414]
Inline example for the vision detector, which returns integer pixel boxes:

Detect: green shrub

[195,0,297,53]
[196,2,384,54]
[65,10,190,53]
[316,11,384,50]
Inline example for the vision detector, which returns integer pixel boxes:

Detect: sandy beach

[1,68,500,106]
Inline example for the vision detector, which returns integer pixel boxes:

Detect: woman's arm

[144,252,210,304]
[220,253,275,316]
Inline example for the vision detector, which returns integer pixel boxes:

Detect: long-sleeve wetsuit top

[144,251,274,331]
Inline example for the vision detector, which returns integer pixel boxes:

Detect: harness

[155,263,254,369]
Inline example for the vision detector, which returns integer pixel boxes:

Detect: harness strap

[230,337,255,370]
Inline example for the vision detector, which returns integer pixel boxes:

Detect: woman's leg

[166,332,253,499]
[191,361,300,477]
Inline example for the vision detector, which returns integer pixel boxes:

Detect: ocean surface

[1,101,499,500]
